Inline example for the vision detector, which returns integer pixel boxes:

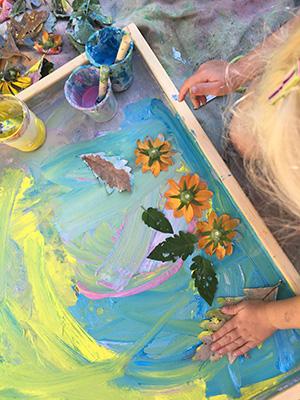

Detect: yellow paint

[0,168,289,399]
[0,96,46,151]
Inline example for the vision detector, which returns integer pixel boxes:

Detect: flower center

[148,148,160,160]
[211,229,222,242]
[180,190,193,204]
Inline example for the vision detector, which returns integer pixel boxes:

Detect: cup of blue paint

[85,27,134,92]
[64,65,118,123]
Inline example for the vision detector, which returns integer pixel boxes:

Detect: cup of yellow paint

[0,95,46,152]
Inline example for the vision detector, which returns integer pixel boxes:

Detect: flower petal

[136,140,148,150]
[208,211,217,226]
[151,160,161,176]
[135,154,148,165]
[188,174,200,188]
[142,164,150,173]
[216,244,226,260]
[167,179,180,192]
[194,190,213,202]
[193,206,204,218]
[165,198,181,210]
[225,243,233,256]
[223,218,240,231]
[173,208,184,218]
[198,236,211,249]
[153,137,163,147]
[205,243,214,256]
[226,231,237,240]
[183,204,194,223]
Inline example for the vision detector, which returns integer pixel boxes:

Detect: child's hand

[210,300,277,357]
[178,60,242,108]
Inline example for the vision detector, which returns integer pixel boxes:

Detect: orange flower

[164,174,213,223]
[134,136,174,176]
[34,31,62,55]
[196,211,240,260]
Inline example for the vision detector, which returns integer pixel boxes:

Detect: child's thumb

[222,302,244,315]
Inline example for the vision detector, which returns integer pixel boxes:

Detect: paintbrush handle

[98,65,110,101]
[115,33,131,63]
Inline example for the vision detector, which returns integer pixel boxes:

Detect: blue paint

[85,27,134,92]
[86,27,123,66]
[37,98,300,397]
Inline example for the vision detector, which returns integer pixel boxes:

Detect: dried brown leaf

[10,10,48,44]
[81,154,132,193]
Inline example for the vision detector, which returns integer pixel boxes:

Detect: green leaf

[11,0,26,17]
[190,255,218,305]
[148,231,197,262]
[142,207,174,234]
[40,58,54,78]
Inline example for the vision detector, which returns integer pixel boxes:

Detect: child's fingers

[222,301,245,315]
[179,74,205,101]
[190,95,207,109]
[178,79,192,101]
[214,337,246,355]
[191,81,224,96]
[190,93,200,109]
[212,319,235,341]
[199,95,207,106]
[233,342,254,357]
[211,328,240,352]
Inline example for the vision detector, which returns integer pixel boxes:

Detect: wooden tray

[0,23,296,399]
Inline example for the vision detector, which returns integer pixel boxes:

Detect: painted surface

[1,96,300,399]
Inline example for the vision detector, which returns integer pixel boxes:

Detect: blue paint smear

[38,98,300,397]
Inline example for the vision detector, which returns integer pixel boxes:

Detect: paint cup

[0,94,46,152]
[64,65,118,123]
[85,27,134,92]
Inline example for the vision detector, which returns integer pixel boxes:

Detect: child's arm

[178,14,300,108]
[210,296,300,357]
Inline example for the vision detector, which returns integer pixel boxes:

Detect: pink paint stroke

[77,260,183,299]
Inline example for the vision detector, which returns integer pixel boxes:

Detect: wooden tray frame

[16,23,300,399]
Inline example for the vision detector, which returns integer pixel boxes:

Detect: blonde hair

[235,25,300,230]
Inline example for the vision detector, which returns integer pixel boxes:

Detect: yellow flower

[0,68,31,95]
[164,174,213,223]
[134,136,174,176]
[196,211,240,260]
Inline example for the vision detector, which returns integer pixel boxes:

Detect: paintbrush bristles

[98,65,110,101]
[115,33,131,63]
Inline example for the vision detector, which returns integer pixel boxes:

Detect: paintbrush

[115,32,132,63]
[96,65,110,104]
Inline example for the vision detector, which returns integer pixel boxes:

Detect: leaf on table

[43,12,57,33]
[11,0,42,17]
[0,32,29,61]
[51,0,72,18]
[81,153,132,193]
[40,57,54,77]
[193,343,212,361]
[190,255,218,306]
[66,0,112,51]
[147,231,197,262]
[0,0,13,22]
[142,207,174,234]
[67,17,94,45]
[10,10,49,45]
[244,281,281,301]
